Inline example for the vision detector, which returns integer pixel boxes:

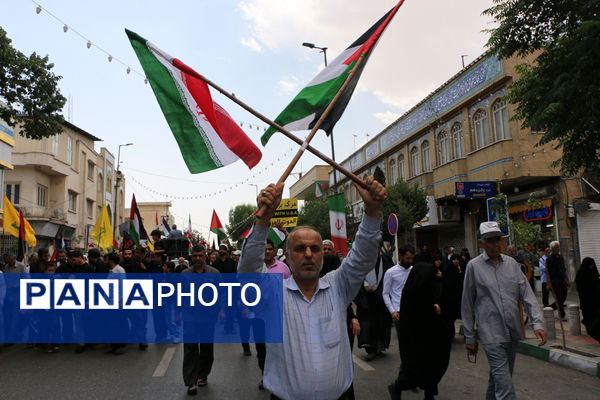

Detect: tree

[189,229,206,246]
[380,180,428,243]
[226,204,255,242]
[483,1,600,175]
[298,190,331,241]
[0,27,66,139]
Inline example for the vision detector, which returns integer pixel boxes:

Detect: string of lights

[29,0,270,133]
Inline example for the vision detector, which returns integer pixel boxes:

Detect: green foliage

[509,219,541,249]
[380,180,428,241]
[0,28,66,139]
[483,1,600,175]
[226,204,255,242]
[189,229,206,246]
[298,196,331,240]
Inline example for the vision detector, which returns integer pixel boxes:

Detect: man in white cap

[461,221,547,400]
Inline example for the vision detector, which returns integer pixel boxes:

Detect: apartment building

[329,51,598,270]
[4,121,126,251]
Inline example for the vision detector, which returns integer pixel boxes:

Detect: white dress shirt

[382,264,412,314]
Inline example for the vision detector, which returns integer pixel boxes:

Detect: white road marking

[352,354,375,371]
[153,347,176,377]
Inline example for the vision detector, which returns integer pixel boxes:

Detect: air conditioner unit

[52,208,64,219]
[438,205,461,222]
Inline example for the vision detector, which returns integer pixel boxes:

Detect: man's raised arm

[237,183,284,274]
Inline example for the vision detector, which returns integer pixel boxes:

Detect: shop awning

[508,199,553,215]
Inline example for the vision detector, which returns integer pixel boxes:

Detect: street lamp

[248,183,259,197]
[302,42,328,67]
[302,41,337,193]
[113,143,133,235]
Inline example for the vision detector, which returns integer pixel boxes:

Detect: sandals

[197,378,207,387]
[187,385,197,395]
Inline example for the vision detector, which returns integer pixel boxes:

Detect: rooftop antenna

[461,55,468,69]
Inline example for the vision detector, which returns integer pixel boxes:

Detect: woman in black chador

[388,262,449,400]
[575,257,600,342]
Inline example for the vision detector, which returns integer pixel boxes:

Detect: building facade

[3,121,126,251]
[125,201,173,237]
[289,165,332,200]
[331,51,594,272]
[0,115,16,253]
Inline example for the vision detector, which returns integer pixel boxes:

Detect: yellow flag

[3,194,37,247]
[147,240,154,252]
[91,203,114,251]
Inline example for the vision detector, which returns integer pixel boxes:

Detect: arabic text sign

[456,181,497,199]
[271,198,298,227]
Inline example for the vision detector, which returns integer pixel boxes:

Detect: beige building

[289,165,332,200]
[3,121,126,251]
[328,51,597,270]
[125,201,173,237]
[0,114,16,253]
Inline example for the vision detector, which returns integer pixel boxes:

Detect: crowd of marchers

[1,178,600,400]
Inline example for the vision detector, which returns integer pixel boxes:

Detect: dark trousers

[541,281,550,307]
[240,318,267,371]
[550,281,568,318]
[182,342,214,386]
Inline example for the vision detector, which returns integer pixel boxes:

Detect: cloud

[278,75,299,94]
[237,0,496,111]
[240,37,262,52]
[374,111,401,125]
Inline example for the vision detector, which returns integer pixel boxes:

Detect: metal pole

[114,143,133,238]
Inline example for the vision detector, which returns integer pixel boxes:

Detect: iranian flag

[261,0,404,145]
[315,182,325,199]
[126,29,262,173]
[129,194,148,247]
[210,210,228,243]
[328,193,348,255]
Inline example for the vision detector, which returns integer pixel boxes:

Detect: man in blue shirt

[238,177,386,400]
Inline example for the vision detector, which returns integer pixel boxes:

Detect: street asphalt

[1,331,599,399]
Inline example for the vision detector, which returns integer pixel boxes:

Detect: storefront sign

[524,206,552,222]
[456,181,497,199]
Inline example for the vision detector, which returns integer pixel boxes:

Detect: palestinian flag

[315,182,325,199]
[210,210,228,242]
[268,227,286,247]
[187,214,193,238]
[328,193,348,255]
[129,194,148,247]
[126,29,262,173]
[161,217,171,237]
[261,0,404,145]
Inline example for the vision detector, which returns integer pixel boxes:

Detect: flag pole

[277,52,367,185]
[196,74,367,190]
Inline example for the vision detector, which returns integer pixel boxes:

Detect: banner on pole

[271,198,298,228]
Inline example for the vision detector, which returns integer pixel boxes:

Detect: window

[67,136,73,165]
[106,166,112,191]
[388,158,396,184]
[492,98,510,140]
[452,123,464,159]
[473,109,491,149]
[98,172,104,194]
[422,141,431,172]
[86,199,94,218]
[398,155,405,181]
[87,161,94,181]
[52,135,59,156]
[37,185,48,207]
[438,131,450,165]
[68,191,77,212]
[5,184,20,205]
[410,147,420,177]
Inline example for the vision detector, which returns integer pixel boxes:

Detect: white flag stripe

[306,46,359,87]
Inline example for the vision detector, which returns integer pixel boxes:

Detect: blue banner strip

[0,273,283,343]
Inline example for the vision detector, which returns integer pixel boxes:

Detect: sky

[2,0,495,241]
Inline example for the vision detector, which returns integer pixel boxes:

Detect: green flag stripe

[328,193,345,213]
[128,36,220,173]
[261,62,355,145]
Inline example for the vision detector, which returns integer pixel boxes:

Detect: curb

[517,340,600,378]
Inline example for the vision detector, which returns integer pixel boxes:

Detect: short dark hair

[165,261,175,271]
[57,249,67,255]
[151,229,162,237]
[37,248,49,256]
[172,224,177,230]
[192,244,206,253]
[68,250,83,259]
[266,239,274,249]
[450,254,461,262]
[88,248,101,259]
[398,245,415,256]
[107,252,120,265]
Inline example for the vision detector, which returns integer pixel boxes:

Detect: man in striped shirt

[238,177,386,400]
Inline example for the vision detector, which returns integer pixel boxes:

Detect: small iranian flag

[315,182,325,199]
[328,193,348,255]
[129,194,148,247]
[187,214,192,238]
[261,0,404,145]
[126,29,262,173]
[210,210,228,243]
